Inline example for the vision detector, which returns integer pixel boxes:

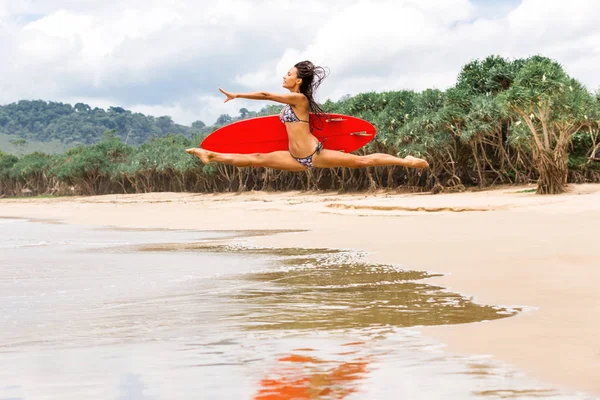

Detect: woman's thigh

[312,149,364,168]
[256,151,307,172]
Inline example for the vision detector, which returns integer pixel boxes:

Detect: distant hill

[0,100,283,152]
[0,100,204,146]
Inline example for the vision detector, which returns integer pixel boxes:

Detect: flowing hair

[294,60,329,132]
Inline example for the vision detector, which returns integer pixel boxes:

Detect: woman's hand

[219,88,236,103]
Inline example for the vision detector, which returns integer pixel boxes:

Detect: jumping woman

[186,61,429,171]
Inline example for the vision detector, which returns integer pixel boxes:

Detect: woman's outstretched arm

[219,88,305,106]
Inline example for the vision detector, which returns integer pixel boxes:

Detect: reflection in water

[141,244,545,398]
[118,373,153,400]
[254,348,370,400]
[192,248,522,399]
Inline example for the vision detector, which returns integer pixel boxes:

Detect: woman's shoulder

[298,93,310,105]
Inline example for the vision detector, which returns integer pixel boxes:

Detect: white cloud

[248,0,600,105]
[1,0,600,126]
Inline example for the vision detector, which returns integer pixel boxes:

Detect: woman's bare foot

[405,156,429,169]
[186,148,212,164]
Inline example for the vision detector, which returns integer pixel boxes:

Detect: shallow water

[0,218,595,399]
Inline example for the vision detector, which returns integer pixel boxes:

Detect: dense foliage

[1,55,599,197]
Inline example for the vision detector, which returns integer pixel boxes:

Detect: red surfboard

[200,113,376,154]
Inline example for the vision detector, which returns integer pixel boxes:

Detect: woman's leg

[186,148,307,172]
[312,149,429,169]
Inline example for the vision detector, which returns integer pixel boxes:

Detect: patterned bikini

[279,104,323,168]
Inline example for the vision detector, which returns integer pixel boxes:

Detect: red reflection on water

[254,346,370,400]
[341,341,365,347]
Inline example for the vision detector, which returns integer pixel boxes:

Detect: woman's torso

[280,103,319,157]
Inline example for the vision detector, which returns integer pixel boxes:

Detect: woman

[186,61,429,171]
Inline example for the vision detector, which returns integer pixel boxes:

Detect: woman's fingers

[219,88,234,102]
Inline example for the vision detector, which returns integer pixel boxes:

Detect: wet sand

[1,183,599,396]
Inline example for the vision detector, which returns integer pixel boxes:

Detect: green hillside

[0,100,205,146]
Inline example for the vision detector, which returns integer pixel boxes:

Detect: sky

[1,0,599,126]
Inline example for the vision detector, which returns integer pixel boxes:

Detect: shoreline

[2,184,599,396]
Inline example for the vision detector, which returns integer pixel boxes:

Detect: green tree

[49,133,131,194]
[499,56,595,194]
[191,120,206,129]
[9,152,54,193]
[0,151,19,180]
[215,114,233,126]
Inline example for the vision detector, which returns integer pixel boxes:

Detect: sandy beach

[2,183,599,396]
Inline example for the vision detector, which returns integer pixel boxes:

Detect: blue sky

[0,0,598,126]
[471,0,521,19]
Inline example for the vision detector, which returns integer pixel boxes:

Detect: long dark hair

[294,60,329,132]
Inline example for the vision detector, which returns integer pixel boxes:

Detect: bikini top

[279,104,309,124]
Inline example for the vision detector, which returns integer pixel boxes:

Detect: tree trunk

[536,148,568,194]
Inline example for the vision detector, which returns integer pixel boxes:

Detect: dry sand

[2,183,599,395]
